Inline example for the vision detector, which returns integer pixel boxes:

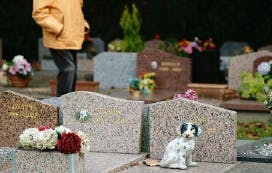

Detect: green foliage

[120,4,143,52]
[129,78,141,90]
[237,121,272,140]
[239,71,267,102]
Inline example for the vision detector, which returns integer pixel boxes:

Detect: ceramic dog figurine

[160,122,202,170]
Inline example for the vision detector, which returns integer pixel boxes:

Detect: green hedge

[0,0,272,60]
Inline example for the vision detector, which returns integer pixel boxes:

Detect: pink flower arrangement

[2,55,33,79]
[173,89,199,101]
[177,37,216,57]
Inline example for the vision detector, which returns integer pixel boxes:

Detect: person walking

[32,0,89,96]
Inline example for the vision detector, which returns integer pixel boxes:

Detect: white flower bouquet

[19,125,90,154]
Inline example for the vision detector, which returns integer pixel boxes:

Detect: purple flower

[257,62,270,75]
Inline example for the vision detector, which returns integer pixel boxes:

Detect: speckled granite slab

[0,91,59,147]
[149,98,237,163]
[94,52,137,89]
[228,50,272,90]
[120,162,239,173]
[61,91,144,154]
[12,150,84,173]
[0,147,13,171]
[137,49,191,90]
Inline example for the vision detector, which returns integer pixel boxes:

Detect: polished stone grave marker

[149,98,237,163]
[61,91,144,154]
[137,48,191,90]
[0,91,59,147]
[237,137,272,163]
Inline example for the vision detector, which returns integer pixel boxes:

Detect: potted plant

[13,125,90,173]
[2,55,33,87]
[139,72,156,95]
[128,78,141,97]
[119,3,143,52]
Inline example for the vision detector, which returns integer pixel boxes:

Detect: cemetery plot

[149,98,237,163]
[61,91,144,154]
[0,91,58,147]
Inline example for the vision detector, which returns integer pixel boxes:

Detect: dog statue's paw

[179,165,187,170]
[188,162,198,167]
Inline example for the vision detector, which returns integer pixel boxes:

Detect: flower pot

[50,80,100,96]
[132,90,141,98]
[12,150,85,173]
[8,76,30,87]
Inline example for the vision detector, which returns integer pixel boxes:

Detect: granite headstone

[149,98,237,163]
[219,42,250,77]
[258,45,272,52]
[42,97,63,125]
[94,52,137,89]
[220,42,249,56]
[61,91,144,154]
[144,40,165,50]
[0,91,59,147]
[92,37,105,53]
[137,48,191,90]
[228,51,272,90]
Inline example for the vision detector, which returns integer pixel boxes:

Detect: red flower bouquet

[57,132,81,154]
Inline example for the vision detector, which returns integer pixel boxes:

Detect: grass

[237,121,272,140]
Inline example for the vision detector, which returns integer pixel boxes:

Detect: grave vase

[142,88,154,95]
[12,150,85,173]
[8,76,31,87]
[132,90,141,98]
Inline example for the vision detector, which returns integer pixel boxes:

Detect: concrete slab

[237,137,272,163]
[237,140,256,147]
[224,162,272,173]
[120,162,239,173]
[0,152,147,173]
[85,152,147,173]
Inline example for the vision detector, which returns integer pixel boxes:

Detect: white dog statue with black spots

[160,122,202,170]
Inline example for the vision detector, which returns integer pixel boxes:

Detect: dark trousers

[50,49,77,97]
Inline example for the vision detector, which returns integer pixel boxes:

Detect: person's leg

[70,50,77,91]
[50,49,76,96]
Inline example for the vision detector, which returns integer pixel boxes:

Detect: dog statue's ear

[179,123,187,135]
[193,124,202,136]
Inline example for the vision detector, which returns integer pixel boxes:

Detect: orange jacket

[32,0,89,50]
